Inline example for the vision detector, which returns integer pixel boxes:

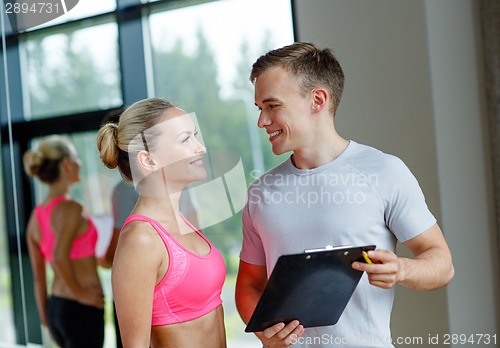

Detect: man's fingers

[368,249,396,263]
[275,320,300,340]
[262,320,301,340]
[263,322,285,338]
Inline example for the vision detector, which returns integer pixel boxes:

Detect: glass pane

[29,0,117,31]
[149,0,293,175]
[31,131,120,347]
[22,19,122,120]
[31,131,122,260]
[150,0,293,100]
[32,131,120,234]
[56,0,116,22]
[149,0,293,346]
[0,160,15,345]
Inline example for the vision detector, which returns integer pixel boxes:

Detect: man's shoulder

[346,141,407,175]
[348,141,393,160]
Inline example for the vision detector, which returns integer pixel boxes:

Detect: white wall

[424,0,499,337]
[294,0,499,344]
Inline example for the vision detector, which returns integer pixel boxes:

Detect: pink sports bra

[34,196,98,262]
[122,214,226,326]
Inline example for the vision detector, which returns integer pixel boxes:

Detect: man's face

[254,67,313,155]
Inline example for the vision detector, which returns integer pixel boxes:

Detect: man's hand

[255,321,305,347]
[352,224,454,291]
[352,250,400,289]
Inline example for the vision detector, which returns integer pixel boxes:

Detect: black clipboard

[245,244,376,332]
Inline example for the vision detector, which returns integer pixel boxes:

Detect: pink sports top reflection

[35,195,98,262]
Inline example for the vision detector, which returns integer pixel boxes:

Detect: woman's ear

[137,150,157,172]
[60,157,72,173]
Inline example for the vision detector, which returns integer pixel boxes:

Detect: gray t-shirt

[240,141,436,347]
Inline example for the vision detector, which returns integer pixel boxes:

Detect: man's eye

[269,104,278,109]
[182,136,190,143]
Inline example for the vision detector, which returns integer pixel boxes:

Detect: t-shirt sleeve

[239,201,266,266]
[383,156,437,242]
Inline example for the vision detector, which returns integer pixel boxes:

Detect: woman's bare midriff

[150,305,226,348]
[50,257,102,300]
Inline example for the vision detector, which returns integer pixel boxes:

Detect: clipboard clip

[304,245,353,253]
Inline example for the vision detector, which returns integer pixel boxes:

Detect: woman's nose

[195,138,206,154]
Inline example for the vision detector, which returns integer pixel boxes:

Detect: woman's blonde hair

[23,135,74,184]
[97,97,176,182]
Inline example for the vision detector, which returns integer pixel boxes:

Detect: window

[0,0,294,346]
[148,1,293,344]
[22,19,122,120]
[0,159,14,343]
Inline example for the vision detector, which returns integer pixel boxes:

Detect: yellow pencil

[362,251,373,264]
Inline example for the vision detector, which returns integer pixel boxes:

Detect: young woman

[96,98,226,348]
[24,135,104,348]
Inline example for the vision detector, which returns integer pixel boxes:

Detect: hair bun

[97,122,120,170]
[23,149,44,177]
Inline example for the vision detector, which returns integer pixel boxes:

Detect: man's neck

[291,133,349,170]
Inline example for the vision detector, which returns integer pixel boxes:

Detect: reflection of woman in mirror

[23,135,105,347]
[97,98,227,348]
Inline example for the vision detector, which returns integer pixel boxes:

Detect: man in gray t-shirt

[235,42,454,348]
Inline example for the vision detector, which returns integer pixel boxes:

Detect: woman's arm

[26,213,48,326]
[98,226,120,268]
[51,200,103,308]
[112,222,166,347]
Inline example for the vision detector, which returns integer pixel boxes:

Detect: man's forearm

[397,246,454,291]
[235,286,262,324]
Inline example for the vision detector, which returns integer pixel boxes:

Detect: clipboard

[245,244,376,332]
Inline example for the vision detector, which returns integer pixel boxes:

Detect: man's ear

[137,150,157,172]
[311,88,328,113]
